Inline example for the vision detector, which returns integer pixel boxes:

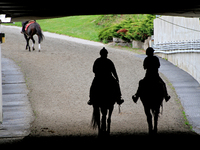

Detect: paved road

[1,25,195,138]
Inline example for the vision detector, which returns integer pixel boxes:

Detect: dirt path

[1,26,192,137]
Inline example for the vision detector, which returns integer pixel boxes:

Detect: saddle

[25,20,35,31]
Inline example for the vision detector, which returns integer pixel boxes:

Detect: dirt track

[1,25,192,137]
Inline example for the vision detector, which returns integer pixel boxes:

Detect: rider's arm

[143,58,147,70]
[156,57,160,68]
[93,59,98,73]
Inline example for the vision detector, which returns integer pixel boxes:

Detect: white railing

[153,40,200,54]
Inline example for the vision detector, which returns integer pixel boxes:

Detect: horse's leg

[100,107,107,135]
[27,37,31,52]
[96,108,101,136]
[92,106,101,136]
[144,106,153,135]
[24,34,29,50]
[38,35,41,52]
[107,105,114,135]
[38,44,41,52]
[31,36,35,51]
[154,109,159,134]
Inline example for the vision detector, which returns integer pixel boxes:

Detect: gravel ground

[1,25,193,137]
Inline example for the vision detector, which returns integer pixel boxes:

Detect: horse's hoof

[106,130,110,136]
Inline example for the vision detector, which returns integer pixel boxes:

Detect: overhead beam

[0,2,200,22]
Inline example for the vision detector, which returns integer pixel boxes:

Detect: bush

[99,19,134,42]
[98,27,113,42]
[98,14,156,42]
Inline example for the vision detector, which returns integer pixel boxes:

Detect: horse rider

[88,47,124,105]
[132,47,171,103]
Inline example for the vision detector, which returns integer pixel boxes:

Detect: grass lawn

[8,15,104,42]
[7,15,148,43]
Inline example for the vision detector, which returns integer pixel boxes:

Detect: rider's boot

[87,99,93,105]
[165,95,171,102]
[132,94,139,103]
[117,97,124,105]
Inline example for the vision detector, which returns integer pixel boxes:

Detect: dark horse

[137,78,164,135]
[92,105,114,137]
[91,78,118,137]
[23,21,44,52]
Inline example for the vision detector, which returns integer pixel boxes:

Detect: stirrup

[165,95,171,102]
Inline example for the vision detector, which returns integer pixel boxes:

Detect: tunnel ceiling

[1,1,200,22]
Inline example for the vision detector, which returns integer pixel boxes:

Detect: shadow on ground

[2,131,200,148]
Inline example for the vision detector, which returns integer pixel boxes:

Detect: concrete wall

[157,53,200,84]
[154,16,200,44]
[154,16,200,84]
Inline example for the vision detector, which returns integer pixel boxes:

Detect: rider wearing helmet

[88,47,124,106]
[132,47,170,103]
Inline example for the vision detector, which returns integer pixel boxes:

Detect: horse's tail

[35,23,44,43]
[91,106,100,129]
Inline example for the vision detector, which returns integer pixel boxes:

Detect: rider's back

[93,57,114,78]
[143,56,160,78]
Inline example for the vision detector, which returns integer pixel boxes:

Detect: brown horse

[23,21,44,52]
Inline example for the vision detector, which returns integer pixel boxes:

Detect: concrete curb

[0,57,34,141]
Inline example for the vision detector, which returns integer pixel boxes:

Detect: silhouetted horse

[139,78,164,135]
[23,21,44,52]
[91,78,118,137]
